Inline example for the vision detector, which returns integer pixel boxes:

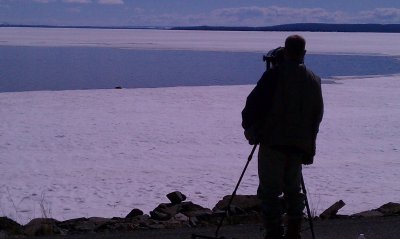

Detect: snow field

[2,28,400,55]
[1,75,399,224]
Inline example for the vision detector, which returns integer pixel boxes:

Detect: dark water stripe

[0,46,399,92]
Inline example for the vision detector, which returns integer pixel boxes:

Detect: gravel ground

[25,215,400,239]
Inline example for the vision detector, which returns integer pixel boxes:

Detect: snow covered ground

[2,27,400,55]
[0,28,399,224]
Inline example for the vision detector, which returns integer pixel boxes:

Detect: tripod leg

[214,144,258,238]
[301,173,316,239]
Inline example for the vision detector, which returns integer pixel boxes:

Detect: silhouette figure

[242,35,324,239]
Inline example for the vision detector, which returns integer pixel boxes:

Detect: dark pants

[257,145,305,224]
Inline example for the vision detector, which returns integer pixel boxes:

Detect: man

[242,35,324,239]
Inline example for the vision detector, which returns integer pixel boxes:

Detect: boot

[284,218,302,239]
[264,221,284,239]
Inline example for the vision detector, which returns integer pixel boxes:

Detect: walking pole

[300,173,316,239]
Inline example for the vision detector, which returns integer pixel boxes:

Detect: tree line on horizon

[171,23,400,33]
[1,23,400,33]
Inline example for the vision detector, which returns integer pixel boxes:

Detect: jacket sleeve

[242,72,264,130]
[311,74,324,140]
[241,70,276,131]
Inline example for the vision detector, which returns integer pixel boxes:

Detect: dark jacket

[242,62,324,161]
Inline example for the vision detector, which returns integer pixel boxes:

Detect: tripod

[192,144,316,239]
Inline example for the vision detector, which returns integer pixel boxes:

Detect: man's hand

[244,126,259,145]
[302,153,314,165]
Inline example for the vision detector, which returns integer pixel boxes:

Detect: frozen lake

[2,28,400,92]
[1,46,400,92]
[0,28,399,224]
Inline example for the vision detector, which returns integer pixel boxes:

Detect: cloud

[30,0,124,4]
[209,6,400,25]
[32,0,124,5]
[66,7,82,13]
[3,3,400,26]
[32,0,56,3]
[358,8,400,23]
[132,6,400,27]
[130,6,348,27]
[209,6,345,26]
[97,0,124,4]
[62,0,92,3]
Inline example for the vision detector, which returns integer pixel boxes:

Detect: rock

[150,210,171,221]
[89,217,112,231]
[179,202,213,226]
[189,216,199,227]
[181,202,212,218]
[209,195,263,226]
[172,213,191,228]
[142,219,166,229]
[131,215,153,229]
[0,217,23,235]
[95,219,137,233]
[320,200,346,219]
[24,218,62,236]
[377,202,400,215]
[352,210,384,218]
[25,218,59,226]
[334,214,350,219]
[74,220,98,232]
[197,213,223,226]
[167,191,187,204]
[157,203,182,217]
[57,217,111,234]
[213,195,261,213]
[227,205,247,215]
[57,217,88,232]
[181,201,206,211]
[113,223,136,232]
[174,213,189,223]
[88,217,110,224]
[126,208,144,218]
[131,214,150,226]
[162,218,183,229]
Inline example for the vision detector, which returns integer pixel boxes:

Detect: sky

[1,0,400,27]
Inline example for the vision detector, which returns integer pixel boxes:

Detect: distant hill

[0,24,161,30]
[2,23,400,33]
[170,23,400,33]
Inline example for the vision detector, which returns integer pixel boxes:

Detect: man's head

[284,35,306,63]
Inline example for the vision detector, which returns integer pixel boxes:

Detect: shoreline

[1,192,399,238]
[3,23,400,34]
